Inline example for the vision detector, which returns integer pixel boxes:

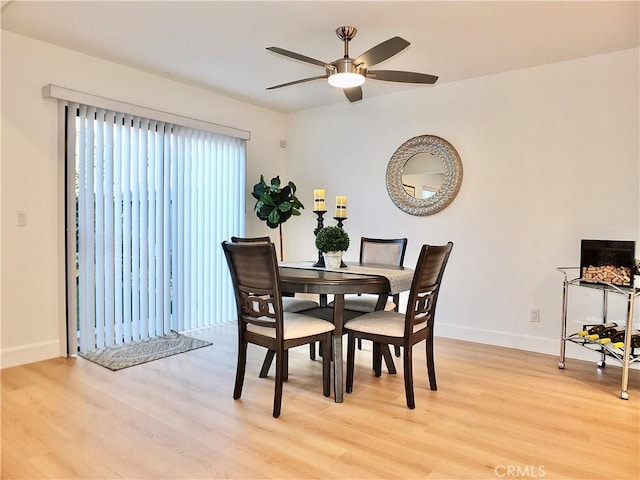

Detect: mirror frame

[386,135,463,216]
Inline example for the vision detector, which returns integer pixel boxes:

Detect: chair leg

[391,296,401,357]
[373,342,383,377]
[283,350,289,382]
[346,332,356,393]
[317,339,333,360]
[259,350,275,378]
[309,342,316,360]
[273,347,285,418]
[321,335,331,397]
[403,346,415,409]
[381,345,397,375]
[357,338,362,350]
[425,334,437,391]
[234,340,247,400]
[260,350,289,382]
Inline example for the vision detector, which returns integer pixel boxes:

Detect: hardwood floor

[2,322,639,479]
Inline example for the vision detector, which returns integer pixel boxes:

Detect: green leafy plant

[315,226,350,253]
[252,175,304,228]
[251,175,304,259]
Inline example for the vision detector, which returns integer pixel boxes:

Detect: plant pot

[323,251,343,269]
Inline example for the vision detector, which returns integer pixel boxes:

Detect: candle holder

[312,210,327,267]
[333,217,347,229]
[334,217,348,267]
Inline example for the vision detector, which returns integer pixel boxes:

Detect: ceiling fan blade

[367,70,438,84]
[266,47,329,69]
[344,86,363,103]
[266,75,328,90]
[354,37,410,68]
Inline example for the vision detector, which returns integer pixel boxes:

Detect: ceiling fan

[266,26,438,103]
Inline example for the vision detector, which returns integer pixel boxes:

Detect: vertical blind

[68,103,245,352]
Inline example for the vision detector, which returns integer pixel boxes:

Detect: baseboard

[2,326,635,371]
[435,322,639,368]
[1,340,62,369]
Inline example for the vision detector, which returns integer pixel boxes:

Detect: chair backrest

[405,242,453,336]
[221,241,283,333]
[231,235,299,298]
[230,236,271,244]
[360,237,408,267]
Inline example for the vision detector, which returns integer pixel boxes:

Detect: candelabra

[312,210,327,267]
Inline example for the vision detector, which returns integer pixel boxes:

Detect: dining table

[277,261,415,403]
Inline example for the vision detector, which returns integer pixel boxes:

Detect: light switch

[16,209,28,227]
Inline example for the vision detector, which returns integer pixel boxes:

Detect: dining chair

[231,236,321,376]
[344,242,453,409]
[345,236,408,314]
[221,241,335,418]
[341,237,408,364]
[313,237,409,369]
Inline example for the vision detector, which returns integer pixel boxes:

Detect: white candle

[313,189,326,211]
[335,196,347,218]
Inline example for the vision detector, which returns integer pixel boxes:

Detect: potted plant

[252,175,304,260]
[315,226,349,268]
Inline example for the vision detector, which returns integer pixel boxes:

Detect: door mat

[78,331,212,371]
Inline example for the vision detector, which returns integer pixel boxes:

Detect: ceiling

[2,1,638,113]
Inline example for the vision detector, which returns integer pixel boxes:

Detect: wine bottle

[611,328,640,347]
[600,325,624,339]
[586,322,617,335]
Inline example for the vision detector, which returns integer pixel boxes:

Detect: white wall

[2,28,638,368]
[1,31,286,367]
[281,48,640,360]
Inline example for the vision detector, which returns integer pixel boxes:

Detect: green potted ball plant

[315,226,349,269]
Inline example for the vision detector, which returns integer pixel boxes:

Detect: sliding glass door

[66,104,245,353]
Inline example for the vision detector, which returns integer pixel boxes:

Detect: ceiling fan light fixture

[328,72,365,88]
[266,26,437,103]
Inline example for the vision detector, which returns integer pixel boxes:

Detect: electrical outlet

[529,308,540,322]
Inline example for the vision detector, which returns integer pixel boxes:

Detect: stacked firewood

[582,265,631,285]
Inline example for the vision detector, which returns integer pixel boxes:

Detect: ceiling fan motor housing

[327,58,365,87]
[327,58,365,76]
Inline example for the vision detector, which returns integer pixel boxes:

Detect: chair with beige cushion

[339,237,408,366]
[221,241,334,418]
[316,237,408,369]
[345,242,453,409]
[231,236,321,377]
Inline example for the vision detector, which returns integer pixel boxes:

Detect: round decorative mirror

[386,135,462,216]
